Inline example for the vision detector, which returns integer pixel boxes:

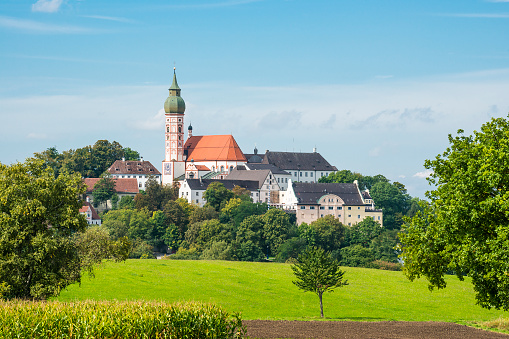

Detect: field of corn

[0,300,246,338]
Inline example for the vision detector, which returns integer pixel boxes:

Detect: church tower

[162,67,186,185]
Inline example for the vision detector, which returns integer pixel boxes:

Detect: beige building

[283,181,383,226]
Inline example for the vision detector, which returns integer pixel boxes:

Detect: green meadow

[56,259,509,324]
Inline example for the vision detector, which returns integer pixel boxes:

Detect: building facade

[282,181,383,226]
[179,178,261,206]
[108,158,161,189]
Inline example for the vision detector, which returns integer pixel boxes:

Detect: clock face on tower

[164,163,171,175]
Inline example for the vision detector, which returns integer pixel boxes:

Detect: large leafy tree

[92,176,116,209]
[0,159,88,300]
[262,208,292,256]
[370,181,410,229]
[300,215,345,252]
[34,141,140,178]
[291,247,348,318]
[203,182,234,211]
[400,116,509,310]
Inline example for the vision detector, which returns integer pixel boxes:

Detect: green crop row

[0,300,246,338]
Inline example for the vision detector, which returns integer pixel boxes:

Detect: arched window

[220,166,225,172]
[211,166,215,171]
[166,126,169,133]
[229,166,234,172]
[178,126,182,133]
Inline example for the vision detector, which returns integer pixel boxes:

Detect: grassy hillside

[56,259,509,323]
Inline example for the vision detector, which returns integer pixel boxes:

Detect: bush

[275,237,307,263]
[129,240,154,259]
[166,247,201,260]
[201,241,234,261]
[372,260,402,271]
[0,300,246,338]
[340,245,376,268]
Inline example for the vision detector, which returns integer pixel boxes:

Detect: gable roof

[108,160,161,176]
[293,182,364,206]
[184,178,259,191]
[84,178,139,194]
[225,168,271,188]
[183,135,247,162]
[79,201,101,221]
[262,151,337,171]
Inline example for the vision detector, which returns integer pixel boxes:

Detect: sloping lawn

[56,259,509,323]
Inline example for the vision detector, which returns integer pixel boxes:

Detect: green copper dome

[164,68,186,114]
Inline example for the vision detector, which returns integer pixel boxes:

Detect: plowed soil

[244,320,509,339]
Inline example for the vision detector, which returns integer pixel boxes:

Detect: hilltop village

[83,69,383,228]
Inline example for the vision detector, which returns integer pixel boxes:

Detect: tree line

[99,177,408,269]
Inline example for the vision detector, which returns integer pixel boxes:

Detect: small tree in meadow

[291,246,348,318]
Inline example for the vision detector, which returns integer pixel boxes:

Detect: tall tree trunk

[319,292,324,318]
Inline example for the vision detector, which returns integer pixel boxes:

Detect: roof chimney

[313,147,317,153]
[122,157,125,162]
[141,156,144,162]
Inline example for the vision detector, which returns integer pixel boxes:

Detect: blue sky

[2,0,509,198]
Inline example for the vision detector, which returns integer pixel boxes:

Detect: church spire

[169,67,180,90]
[164,67,185,114]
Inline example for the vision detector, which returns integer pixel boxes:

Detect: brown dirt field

[243,320,509,339]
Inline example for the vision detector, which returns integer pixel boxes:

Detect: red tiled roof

[83,178,139,194]
[183,135,247,162]
[80,201,100,220]
[195,165,210,171]
[108,160,161,175]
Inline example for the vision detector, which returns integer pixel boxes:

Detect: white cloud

[0,16,96,34]
[136,109,165,130]
[413,169,433,179]
[32,0,64,13]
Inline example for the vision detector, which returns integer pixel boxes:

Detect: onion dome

[164,67,186,114]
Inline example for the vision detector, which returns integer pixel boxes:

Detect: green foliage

[118,195,135,209]
[129,240,154,259]
[262,208,292,256]
[135,178,178,211]
[189,205,219,224]
[301,215,345,252]
[74,226,131,276]
[232,185,252,202]
[122,147,140,161]
[370,229,399,263]
[400,116,509,310]
[346,217,382,248]
[318,170,389,190]
[370,181,410,229]
[275,237,308,263]
[92,176,116,209]
[0,158,88,300]
[166,247,201,260]
[340,245,376,268]
[234,215,266,261]
[201,241,234,261]
[163,223,182,251]
[204,182,235,211]
[0,300,246,338]
[291,247,348,317]
[186,219,233,251]
[34,140,139,178]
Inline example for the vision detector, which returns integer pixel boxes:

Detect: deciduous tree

[291,247,348,318]
[0,159,88,300]
[400,116,509,310]
[203,182,234,211]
